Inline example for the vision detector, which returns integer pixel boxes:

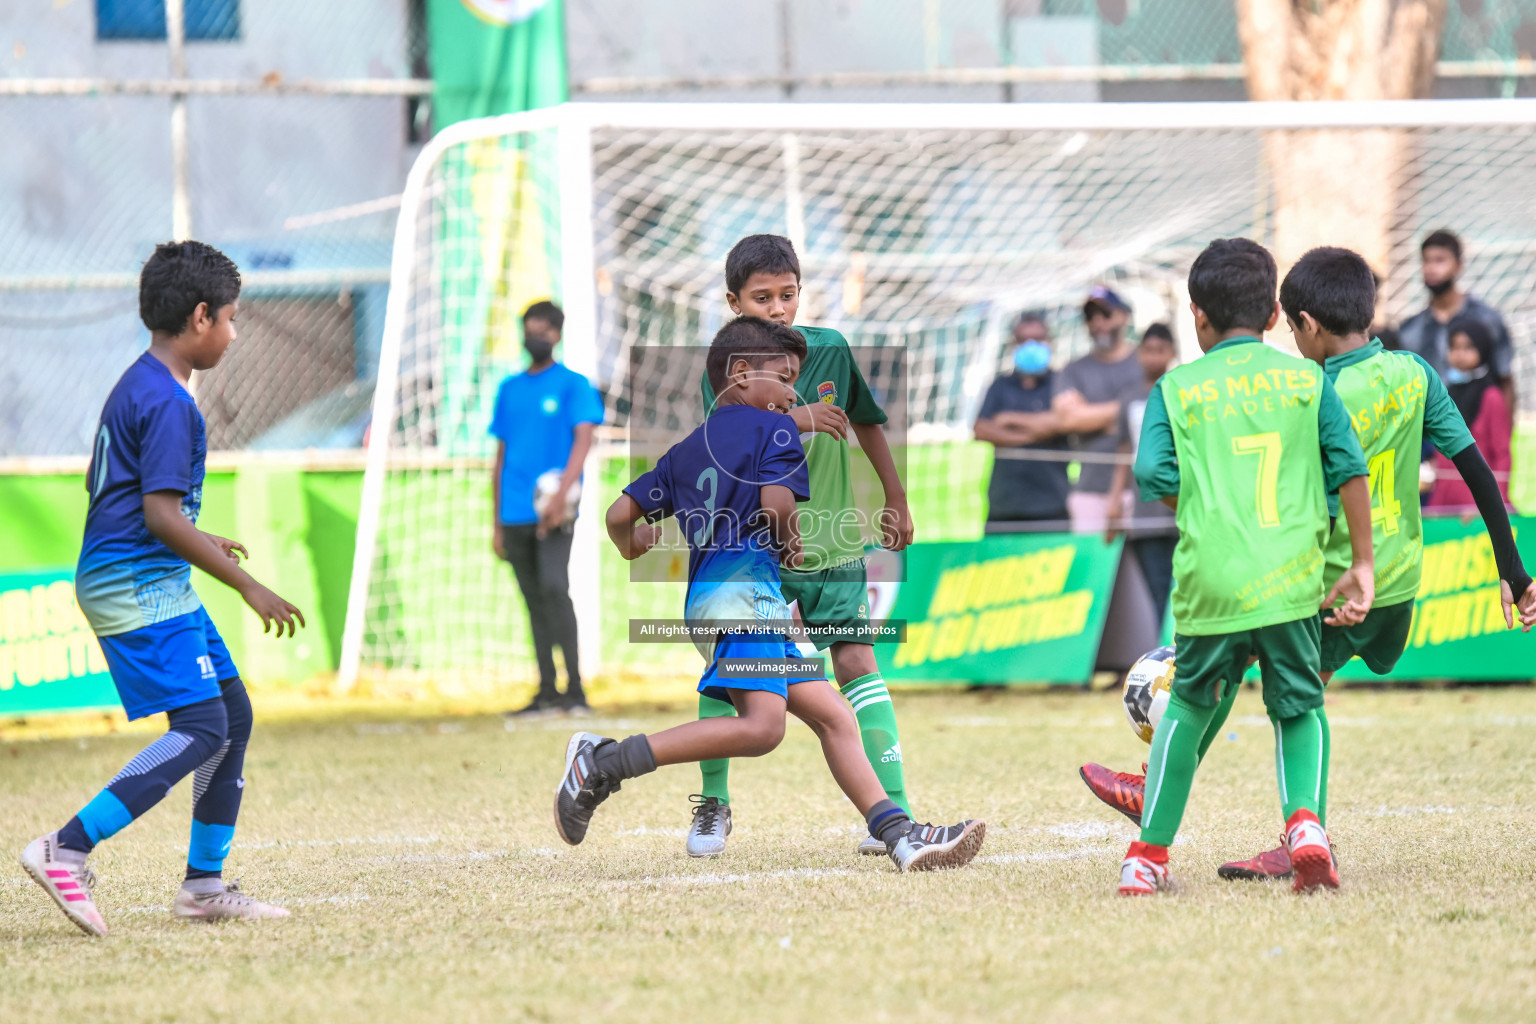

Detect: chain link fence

[0,0,423,458]
[5,0,1536,460]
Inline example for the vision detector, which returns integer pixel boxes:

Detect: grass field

[4,686,1536,1023]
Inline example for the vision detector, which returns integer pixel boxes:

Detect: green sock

[1140,694,1217,847]
[1317,705,1330,828]
[841,673,909,813]
[698,693,736,804]
[1271,709,1325,821]
[1195,680,1240,762]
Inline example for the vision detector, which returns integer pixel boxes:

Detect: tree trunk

[1235,0,1448,280]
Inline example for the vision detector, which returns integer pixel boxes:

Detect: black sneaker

[553,732,621,846]
[506,694,562,719]
[887,819,987,872]
[560,693,593,718]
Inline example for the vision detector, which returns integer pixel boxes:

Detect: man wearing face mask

[974,313,1069,532]
[489,301,606,717]
[1398,230,1515,409]
[1053,286,1145,533]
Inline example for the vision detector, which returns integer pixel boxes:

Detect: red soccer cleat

[1284,810,1340,893]
[1079,762,1146,826]
[1217,840,1293,880]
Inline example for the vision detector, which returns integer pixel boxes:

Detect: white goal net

[340,100,1536,694]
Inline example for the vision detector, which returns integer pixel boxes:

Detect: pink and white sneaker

[20,833,107,937]
[173,879,290,922]
[1118,841,1171,896]
[1284,810,1339,893]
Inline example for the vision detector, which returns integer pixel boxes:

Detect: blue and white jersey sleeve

[757,412,811,501]
[623,452,676,521]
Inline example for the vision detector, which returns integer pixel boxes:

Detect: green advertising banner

[876,533,1123,684]
[0,567,118,716]
[1332,515,1536,681]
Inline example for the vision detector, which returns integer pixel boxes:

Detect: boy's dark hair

[139,240,241,334]
[1140,322,1174,346]
[1421,229,1463,262]
[1279,246,1376,337]
[706,316,808,398]
[725,234,800,296]
[1187,238,1277,334]
[523,299,564,331]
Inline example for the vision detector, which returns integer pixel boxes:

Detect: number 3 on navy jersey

[692,467,719,547]
[89,425,112,503]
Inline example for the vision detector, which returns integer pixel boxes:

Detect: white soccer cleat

[887,819,986,872]
[173,879,290,922]
[857,834,888,856]
[1118,851,1171,896]
[686,795,732,858]
[20,833,107,937]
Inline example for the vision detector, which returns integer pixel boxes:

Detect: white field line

[118,893,376,915]
[233,835,442,851]
[607,866,861,889]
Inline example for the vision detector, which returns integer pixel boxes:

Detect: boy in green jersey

[688,235,916,859]
[1082,248,1536,880]
[1118,238,1377,896]
[1214,247,1536,879]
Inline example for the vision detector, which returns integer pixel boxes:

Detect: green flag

[425,1,568,454]
[427,0,568,128]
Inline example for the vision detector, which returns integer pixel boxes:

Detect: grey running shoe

[553,731,621,846]
[20,833,106,937]
[857,834,888,856]
[686,795,732,858]
[887,819,987,873]
[173,879,290,922]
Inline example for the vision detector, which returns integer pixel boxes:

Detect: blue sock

[185,679,251,880]
[56,695,228,854]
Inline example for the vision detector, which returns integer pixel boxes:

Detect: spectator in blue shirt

[489,301,605,716]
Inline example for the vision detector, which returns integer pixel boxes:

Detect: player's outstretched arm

[851,421,914,551]
[142,491,305,637]
[1324,475,1375,627]
[759,484,803,568]
[1447,444,1535,631]
[605,494,661,560]
[788,401,850,440]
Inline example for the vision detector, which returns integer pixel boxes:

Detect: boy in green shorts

[1118,238,1376,896]
[1081,247,1536,881]
[688,234,916,858]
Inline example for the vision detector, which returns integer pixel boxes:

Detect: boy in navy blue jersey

[553,317,985,872]
[22,241,305,937]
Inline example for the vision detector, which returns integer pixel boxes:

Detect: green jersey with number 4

[701,324,888,572]
[1322,339,1475,605]
[1135,337,1367,636]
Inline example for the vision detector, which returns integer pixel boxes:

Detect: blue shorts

[698,631,823,706]
[96,606,238,720]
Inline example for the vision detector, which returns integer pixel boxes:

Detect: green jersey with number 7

[1137,336,1368,636]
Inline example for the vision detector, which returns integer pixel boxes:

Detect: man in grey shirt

[1398,229,1515,409]
[1052,285,1144,532]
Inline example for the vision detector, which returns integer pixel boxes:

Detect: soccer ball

[533,469,581,523]
[1123,644,1176,744]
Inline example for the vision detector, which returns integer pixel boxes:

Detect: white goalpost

[339,99,1536,694]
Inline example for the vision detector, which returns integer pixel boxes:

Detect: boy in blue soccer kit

[553,316,985,871]
[22,241,305,937]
